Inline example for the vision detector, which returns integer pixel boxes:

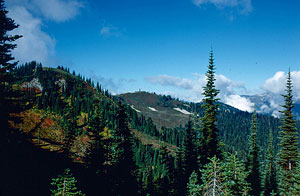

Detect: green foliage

[0,0,22,85]
[223,153,250,196]
[109,101,138,196]
[263,129,277,195]
[84,104,105,172]
[183,120,198,183]
[277,70,299,195]
[187,171,201,196]
[199,49,222,167]
[199,156,229,196]
[247,110,262,195]
[0,0,22,141]
[50,168,85,196]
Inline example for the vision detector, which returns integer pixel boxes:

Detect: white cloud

[258,70,300,117]
[31,0,83,22]
[6,0,84,65]
[193,0,253,15]
[224,94,254,112]
[262,71,285,94]
[146,73,254,111]
[8,6,56,64]
[7,0,84,22]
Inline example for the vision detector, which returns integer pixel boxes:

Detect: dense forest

[1,0,300,195]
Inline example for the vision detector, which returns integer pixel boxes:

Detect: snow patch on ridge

[174,108,192,115]
[148,107,158,112]
[131,105,141,113]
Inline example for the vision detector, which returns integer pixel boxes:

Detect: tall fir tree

[174,148,186,196]
[183,120,198,186]
[84,104,105,173]
[277,70,299,195]
[157,144,176,196]
[62,104,78,158]
[247,110,262,195]
[0,0,22,142]
[110,101,138,196]
[199,49,221,167]
[0,0,22,87]
[263,128,277,196]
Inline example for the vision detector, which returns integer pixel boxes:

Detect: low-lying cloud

[259,71,300,117]
[146,73,254,112]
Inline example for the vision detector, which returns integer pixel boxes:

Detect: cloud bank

[6,0,84,65]
[146,70,300,115]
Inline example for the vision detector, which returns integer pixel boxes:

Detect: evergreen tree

[199,156,230,196]
[187,171,201,196]
[290,161,300,195]
[0,0,22,141]
[277,70,299,195]
[247,110,262,195]
[0,0,22,87]
[263,129,277,196]
[199,49,221,167]
[50,168,85,196]
[174,148,186,196]
[158,145,176,196]
[62,105,78,157]
[183,120,198,185]
[223,152,250,196]
[84,104,105,173]
[110,101,138,196]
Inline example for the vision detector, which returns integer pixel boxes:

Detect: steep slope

[5,62,180,195]
[119,91,240,129]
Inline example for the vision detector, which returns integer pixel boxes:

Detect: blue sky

[6,0,300,112]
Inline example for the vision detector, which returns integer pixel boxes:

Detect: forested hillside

[2,0,300,195]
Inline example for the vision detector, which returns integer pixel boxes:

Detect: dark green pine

[84,104,105,173]
[263,128,277,195]
[199,49,221,167]
[0,0,22,142]
[277,70,299,195]
[183,120,198,184]
[247,110,262,195]
[110,101,138,196]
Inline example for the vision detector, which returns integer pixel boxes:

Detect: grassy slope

[119,91,190,128]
